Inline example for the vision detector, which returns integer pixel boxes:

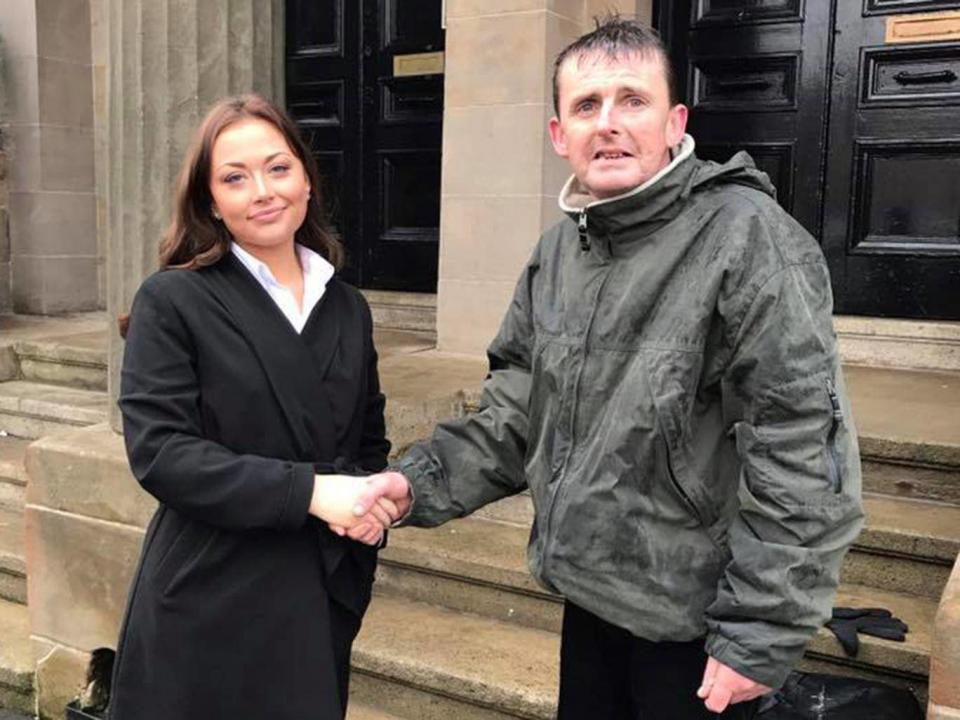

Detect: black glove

[825,607,908,657]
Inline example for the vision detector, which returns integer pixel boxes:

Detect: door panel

[659,0,832,233]
[661,0,960,319]
[821,0,960,318]
[286,0,443,291]
[363,0,444,290]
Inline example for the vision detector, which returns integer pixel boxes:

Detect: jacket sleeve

[704,257,864,689]
[119,277,316,531]
[392,252,539,527]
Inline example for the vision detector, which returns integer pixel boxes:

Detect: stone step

[0,438,29,513]
[0,381,108,440]
[0,598,34,715]
[362,290,437,337]
[845,493,960,599]
[0,505,26,606]
[356,588,933,719]
[376,515,939,687]
[847,366,960,503]
[352,594,557,720]
[13,335,107,392]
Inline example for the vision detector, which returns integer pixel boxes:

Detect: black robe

[109,254,389,720]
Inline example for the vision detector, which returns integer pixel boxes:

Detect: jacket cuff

[276,462,316,530]
[704,631,795,691]
[391,447,443,526]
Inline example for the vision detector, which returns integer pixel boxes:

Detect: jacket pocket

[824,379,844,494]
[152,516,216,598]
[662,438,726,554]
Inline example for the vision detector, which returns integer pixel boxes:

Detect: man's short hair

[551,15,678,116]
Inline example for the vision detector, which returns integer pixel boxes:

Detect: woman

[109,94,395,720]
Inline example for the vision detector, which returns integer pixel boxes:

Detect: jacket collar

[558,134,698,241]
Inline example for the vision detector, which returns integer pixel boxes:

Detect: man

[347,16,863,718]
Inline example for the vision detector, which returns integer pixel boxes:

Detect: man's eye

[626,97,646,108]
[576,101,595,114]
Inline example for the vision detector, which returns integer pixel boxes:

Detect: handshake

[308,471,412,545]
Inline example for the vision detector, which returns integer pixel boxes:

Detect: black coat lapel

[202,254,341,462]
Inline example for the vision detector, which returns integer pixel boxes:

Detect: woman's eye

[224,173,244,184]
[270,164,290,174]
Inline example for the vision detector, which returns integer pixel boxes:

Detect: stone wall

[0,0,99,315]
[0,146,10,314]
[0,37,11,313]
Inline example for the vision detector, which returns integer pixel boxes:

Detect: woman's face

[209,118,310,254]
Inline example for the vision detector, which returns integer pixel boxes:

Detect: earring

[212,208,222,220]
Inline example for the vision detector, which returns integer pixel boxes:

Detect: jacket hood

[558,135,776,240]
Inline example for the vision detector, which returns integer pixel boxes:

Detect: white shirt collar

[230,242,335,333]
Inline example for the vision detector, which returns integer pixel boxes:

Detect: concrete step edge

[353,594,557,719]
[860,435,960,471]
[12,340,107,369]
[854,495,960,564]
[0,554,26,579]
[0,439,30,488]
[0,382,108,426]
[0,599,34,693]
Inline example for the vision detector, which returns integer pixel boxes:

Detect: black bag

[756,671,923,719]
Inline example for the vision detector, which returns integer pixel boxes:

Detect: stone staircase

[355,365,960,717]
[1,313,958,718]
[0,316,109,715]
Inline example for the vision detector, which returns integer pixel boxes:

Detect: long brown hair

[119,94,342,336]
[160,93,342,270]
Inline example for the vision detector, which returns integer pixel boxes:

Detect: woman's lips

[250,206,285,221]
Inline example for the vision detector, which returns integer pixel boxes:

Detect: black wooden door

[657,0,960,320]
[657,0,834,236]
[286,0,444,291]
[821,1,960,319]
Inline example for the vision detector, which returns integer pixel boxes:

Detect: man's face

[549,51,688,201]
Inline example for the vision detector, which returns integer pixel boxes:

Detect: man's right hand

[328,471,412,544]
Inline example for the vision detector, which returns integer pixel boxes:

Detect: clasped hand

[309,471,411,545]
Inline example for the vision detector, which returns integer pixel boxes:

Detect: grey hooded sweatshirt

[395,137,864,689]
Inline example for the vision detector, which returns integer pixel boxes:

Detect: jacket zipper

[577,209,589,252]
[541,214,611,572]
[825,379,843,494]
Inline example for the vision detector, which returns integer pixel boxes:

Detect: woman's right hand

[309,475,398,535]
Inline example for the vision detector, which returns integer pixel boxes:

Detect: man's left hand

[697,656,772,713]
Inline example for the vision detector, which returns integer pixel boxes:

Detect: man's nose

[596,101,619,134]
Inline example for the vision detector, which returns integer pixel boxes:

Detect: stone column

[106,0,284,429]
[436,0,651,355]
[0,0,98,314]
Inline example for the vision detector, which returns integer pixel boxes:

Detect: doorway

[286,0,444,291]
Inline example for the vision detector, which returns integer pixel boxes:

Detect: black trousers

[558,602,761,720]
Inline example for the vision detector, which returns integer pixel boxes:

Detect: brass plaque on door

[393,52,445,77]
[886,10,960,44]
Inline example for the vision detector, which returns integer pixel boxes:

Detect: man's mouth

[593,150,633,160]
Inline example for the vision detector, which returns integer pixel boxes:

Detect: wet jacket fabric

[395,139,864,689]
[110,256,389,720]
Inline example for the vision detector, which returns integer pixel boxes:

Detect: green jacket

[396,138,864,689]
